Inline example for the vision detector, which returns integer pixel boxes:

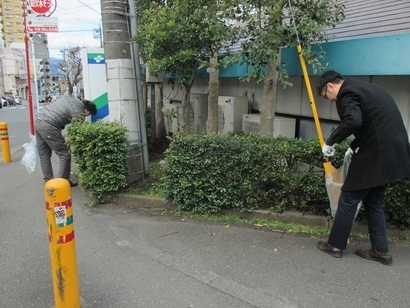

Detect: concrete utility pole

[100,0,146,182]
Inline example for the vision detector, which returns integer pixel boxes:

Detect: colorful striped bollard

[45,178,80,307]
[0,122,11,163]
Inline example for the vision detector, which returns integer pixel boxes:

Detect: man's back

[338,78,410,190]
[39,96,85,129]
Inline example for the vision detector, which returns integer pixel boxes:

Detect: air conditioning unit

[274,117,296,138]
[163,101,181,135]
[242,114,296,138]
[188,93,208,133]
[218,96,249,134]
[242,114,261,133]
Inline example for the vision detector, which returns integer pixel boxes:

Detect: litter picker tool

[287,0,333,175]
[287,0,353,218]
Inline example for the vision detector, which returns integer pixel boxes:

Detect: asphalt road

[0,102,32,154]
[0,105,409,307]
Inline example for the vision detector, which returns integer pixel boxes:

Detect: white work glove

[345,147,359,156]
[345,148,353,156]
[322,144,335,157]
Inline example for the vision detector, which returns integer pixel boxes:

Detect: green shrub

[162,133,329,214]
[384,178,410,230]
[161,133,409,229]
[67,121,130,203]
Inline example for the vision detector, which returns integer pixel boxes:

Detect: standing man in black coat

[316,70,410,265]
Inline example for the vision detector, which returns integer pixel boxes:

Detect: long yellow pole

[45,179,80,307]
[296,45,332,174]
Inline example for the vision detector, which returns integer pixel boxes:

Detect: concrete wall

[162,74,410,140]
[160,31,410,140]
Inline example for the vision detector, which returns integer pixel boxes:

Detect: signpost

[22,0,58,135]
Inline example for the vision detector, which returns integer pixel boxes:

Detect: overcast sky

[46,0,102,58]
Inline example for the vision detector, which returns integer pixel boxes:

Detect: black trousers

[328,184,389,251]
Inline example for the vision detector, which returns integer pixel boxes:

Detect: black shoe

[355,248,392,266]
[68,180,78,187]
[317,241,342,258]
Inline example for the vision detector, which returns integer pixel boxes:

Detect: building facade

[159,0,410,139]
[0,0,24,47]
[0,1,52,100]
[0,46,24,96]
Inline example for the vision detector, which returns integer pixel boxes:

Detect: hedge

[67,121,130,203]
[162,133,409,230]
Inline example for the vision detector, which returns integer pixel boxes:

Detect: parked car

[1,96,14,106]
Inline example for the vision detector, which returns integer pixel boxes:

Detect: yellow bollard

[0,122,11,163]
[45,179,80,308]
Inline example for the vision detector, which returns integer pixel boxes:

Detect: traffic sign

[29,0,52,14]
[27,16,58,33]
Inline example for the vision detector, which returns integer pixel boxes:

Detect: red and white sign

[27,16,58,33]
[29,0,52,14]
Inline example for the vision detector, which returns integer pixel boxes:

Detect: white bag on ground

[325,149,362,218]
[20,135,37,174]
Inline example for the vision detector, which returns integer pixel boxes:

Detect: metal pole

[99,23,103,48]
[0,58,5,95]
[22,0,35,135]
[45,179,80,308]
[128,0,150,173]
[150,84,156,143]
[30,38,41,112]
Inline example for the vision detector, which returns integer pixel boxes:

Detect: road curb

[113,193,410,241]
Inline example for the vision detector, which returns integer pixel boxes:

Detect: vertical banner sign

[81,47,109,121]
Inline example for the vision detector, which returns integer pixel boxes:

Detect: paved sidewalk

[0,148,409,307]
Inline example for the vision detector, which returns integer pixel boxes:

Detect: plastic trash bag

[325,149,362,218]
[20,135,37,174]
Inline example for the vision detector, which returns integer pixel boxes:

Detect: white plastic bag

[20,135,37,174]
[325,149,362,218]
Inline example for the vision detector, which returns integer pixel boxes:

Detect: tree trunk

[259,58,279,138]
[207,56,219,133]
[180,85,191,133]
[155,84,166,138]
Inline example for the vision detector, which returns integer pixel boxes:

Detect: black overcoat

[326,78,410,191]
